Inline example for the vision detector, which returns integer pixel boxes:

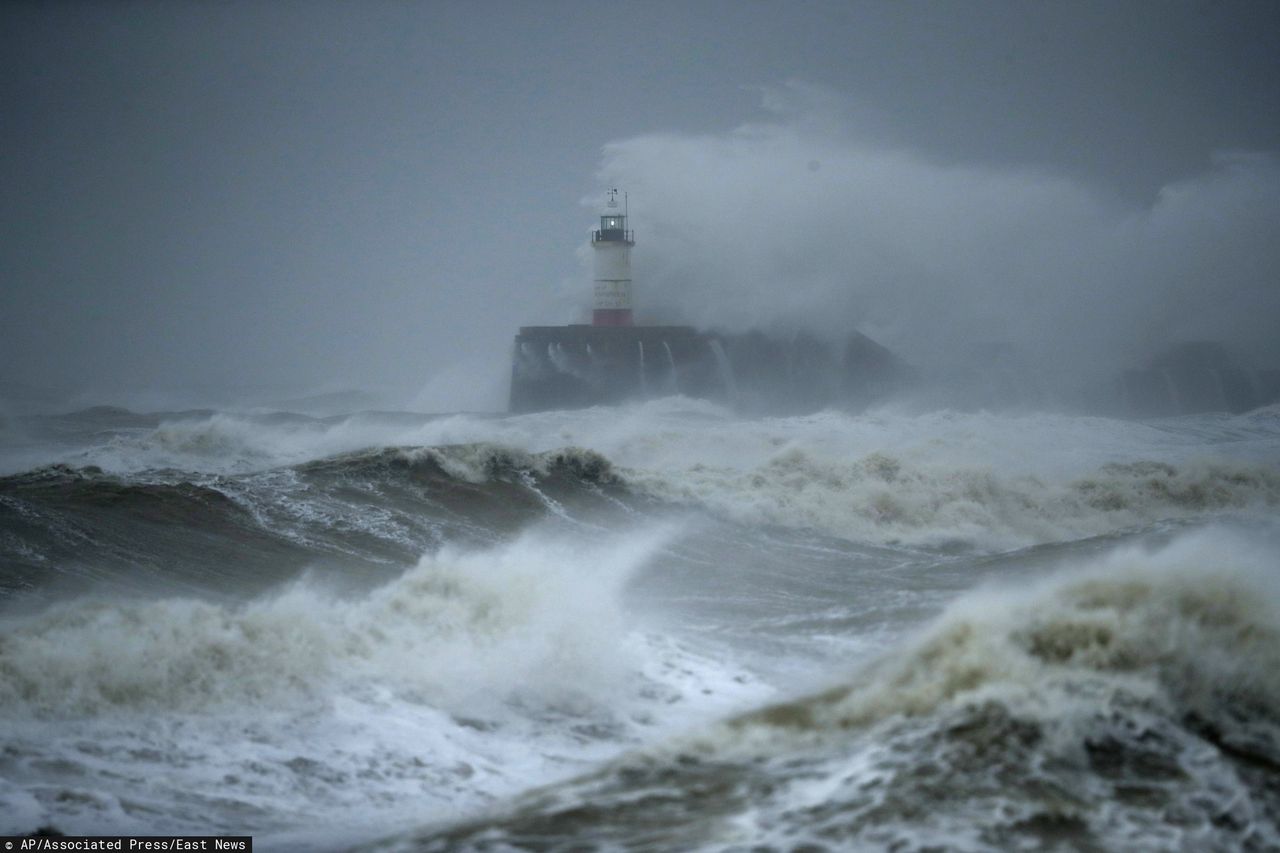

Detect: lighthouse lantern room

[591,189,634,326]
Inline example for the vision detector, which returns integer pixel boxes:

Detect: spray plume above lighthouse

[591,189,634,326]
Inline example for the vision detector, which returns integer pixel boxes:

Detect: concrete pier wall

[511,331,1279,417]
[509,325,912,413]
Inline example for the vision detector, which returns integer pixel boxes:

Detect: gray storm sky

[2,1,1278,410]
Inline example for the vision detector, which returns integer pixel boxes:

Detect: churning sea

[1,397,1278,851]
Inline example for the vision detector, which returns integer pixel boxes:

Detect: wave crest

[739,529,1280,735]
[269,443,614,487]
[624,448,1280,550]
[0,526,669,716]
[399,528,1280,851]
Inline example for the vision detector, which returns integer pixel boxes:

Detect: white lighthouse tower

[591,189,634,326]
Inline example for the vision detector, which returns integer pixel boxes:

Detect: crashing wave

[622,448,1280,551]
[0,526,670,716]
[384,527,1280,852]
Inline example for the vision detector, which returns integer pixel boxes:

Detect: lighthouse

[509,190,910,412]
[591,189,634,326]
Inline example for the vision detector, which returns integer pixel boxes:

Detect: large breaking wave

[384,526,1280,852]
[0,525,774,838]
[0,444,626,597]
[0,526,664,716]
[625,450,1280,550]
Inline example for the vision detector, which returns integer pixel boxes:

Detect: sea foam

[380,526,1280,851]
[0,525,667,716]
[625,449,1280,550]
